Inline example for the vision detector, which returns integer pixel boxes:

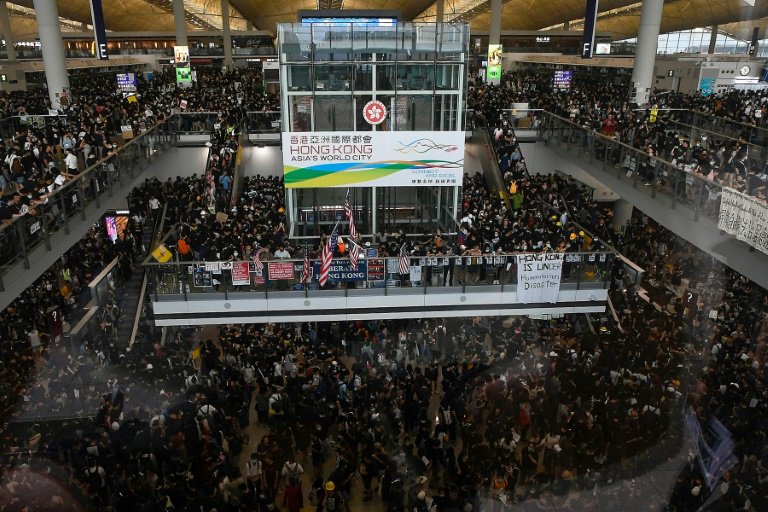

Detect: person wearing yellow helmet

[319,480,347,512]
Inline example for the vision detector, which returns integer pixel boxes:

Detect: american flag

[398,243,409,275]
[301,247,310,285]
[319,223,339,287]
[252,246,268,271]
[348,237,360,270]
[344,188,352,221]
[344,188,360,269]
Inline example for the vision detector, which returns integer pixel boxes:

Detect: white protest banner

[516,253,564,303]
[717,187,768,255]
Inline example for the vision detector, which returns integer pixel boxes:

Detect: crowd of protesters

[2,65,768,512]
[469,71,768,201]
[1,68,278,228]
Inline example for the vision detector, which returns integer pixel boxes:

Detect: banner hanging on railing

[312,259,367,282]
[282,131,464,188]
[232,262,251,286]
[516,253,564,303]
[717,187,768,255]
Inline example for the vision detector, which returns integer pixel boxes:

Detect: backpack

[269,392,287,416]
[283,461,302,483]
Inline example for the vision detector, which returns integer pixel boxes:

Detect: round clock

[739,65,751,76]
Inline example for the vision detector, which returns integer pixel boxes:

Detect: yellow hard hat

[569,233,577,240]
[325,481,335,491]
[556,221,562,226]
[578,230,585,237]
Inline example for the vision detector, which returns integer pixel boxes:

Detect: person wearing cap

[318,480,347,512]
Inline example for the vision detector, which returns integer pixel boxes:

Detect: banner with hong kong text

[516,253,564,304]
[282,131,465,188]
[717,187,768,255]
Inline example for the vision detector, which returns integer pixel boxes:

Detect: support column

[489,0,502,46]
[173,0,188,47]
[630,0,663,106]
[222,0,233,69]
[0,1,15,61]
[436,0,444,48]
[612,199,634,234]
[33,0,70,109]
[708,25,718,54]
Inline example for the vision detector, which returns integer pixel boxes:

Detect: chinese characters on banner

[717,187,768,255]
[516,254,564,303]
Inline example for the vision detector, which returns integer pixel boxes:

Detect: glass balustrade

[538,111,737,224]
[0,117,180,290]
[145,251,614,302]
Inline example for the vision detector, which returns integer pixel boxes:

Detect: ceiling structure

[454,0,768,40]
[1,0,766,41]
[6,0,247,39]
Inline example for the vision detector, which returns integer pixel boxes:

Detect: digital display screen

[301,17,396,26]
[553,70,573,89]
[116,73,136,92]
[105,215,128,243]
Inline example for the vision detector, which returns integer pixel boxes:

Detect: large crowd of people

[469,71,768,202]
[2,63,768,512]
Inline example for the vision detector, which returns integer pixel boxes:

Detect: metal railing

[663,109,768,148]
[0,117,179,291]
[145,251,614,302]
[538,111,738,224]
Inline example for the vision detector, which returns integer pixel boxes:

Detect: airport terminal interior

[2,0,768,511]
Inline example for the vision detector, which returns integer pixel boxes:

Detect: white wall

[152,287,608,325]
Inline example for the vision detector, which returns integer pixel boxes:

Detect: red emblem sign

[363,100,387,125]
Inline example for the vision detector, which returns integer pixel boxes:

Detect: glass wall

[278,21,469,133]
[618,27,765,55]
[278,21,469,237]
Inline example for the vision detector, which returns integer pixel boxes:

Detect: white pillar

[489,0,502,46]
[0,1,15,61]
[630,0,663,106]
[33,0,70,109]
[612,199,634,234]
[173,0,188,47]
[708,25,718,54]
[222,0,233,69]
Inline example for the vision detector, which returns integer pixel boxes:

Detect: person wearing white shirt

[64,150,79,174]
[274,245,291,259]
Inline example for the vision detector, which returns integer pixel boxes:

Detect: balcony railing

[0,117,180,291]
[538,111,740,224]
[145,251,614,303]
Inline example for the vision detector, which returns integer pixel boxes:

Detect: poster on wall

[282,131,464,188]
[717,187,768,255]
[487,44,502,84]
[516,253,564,303]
